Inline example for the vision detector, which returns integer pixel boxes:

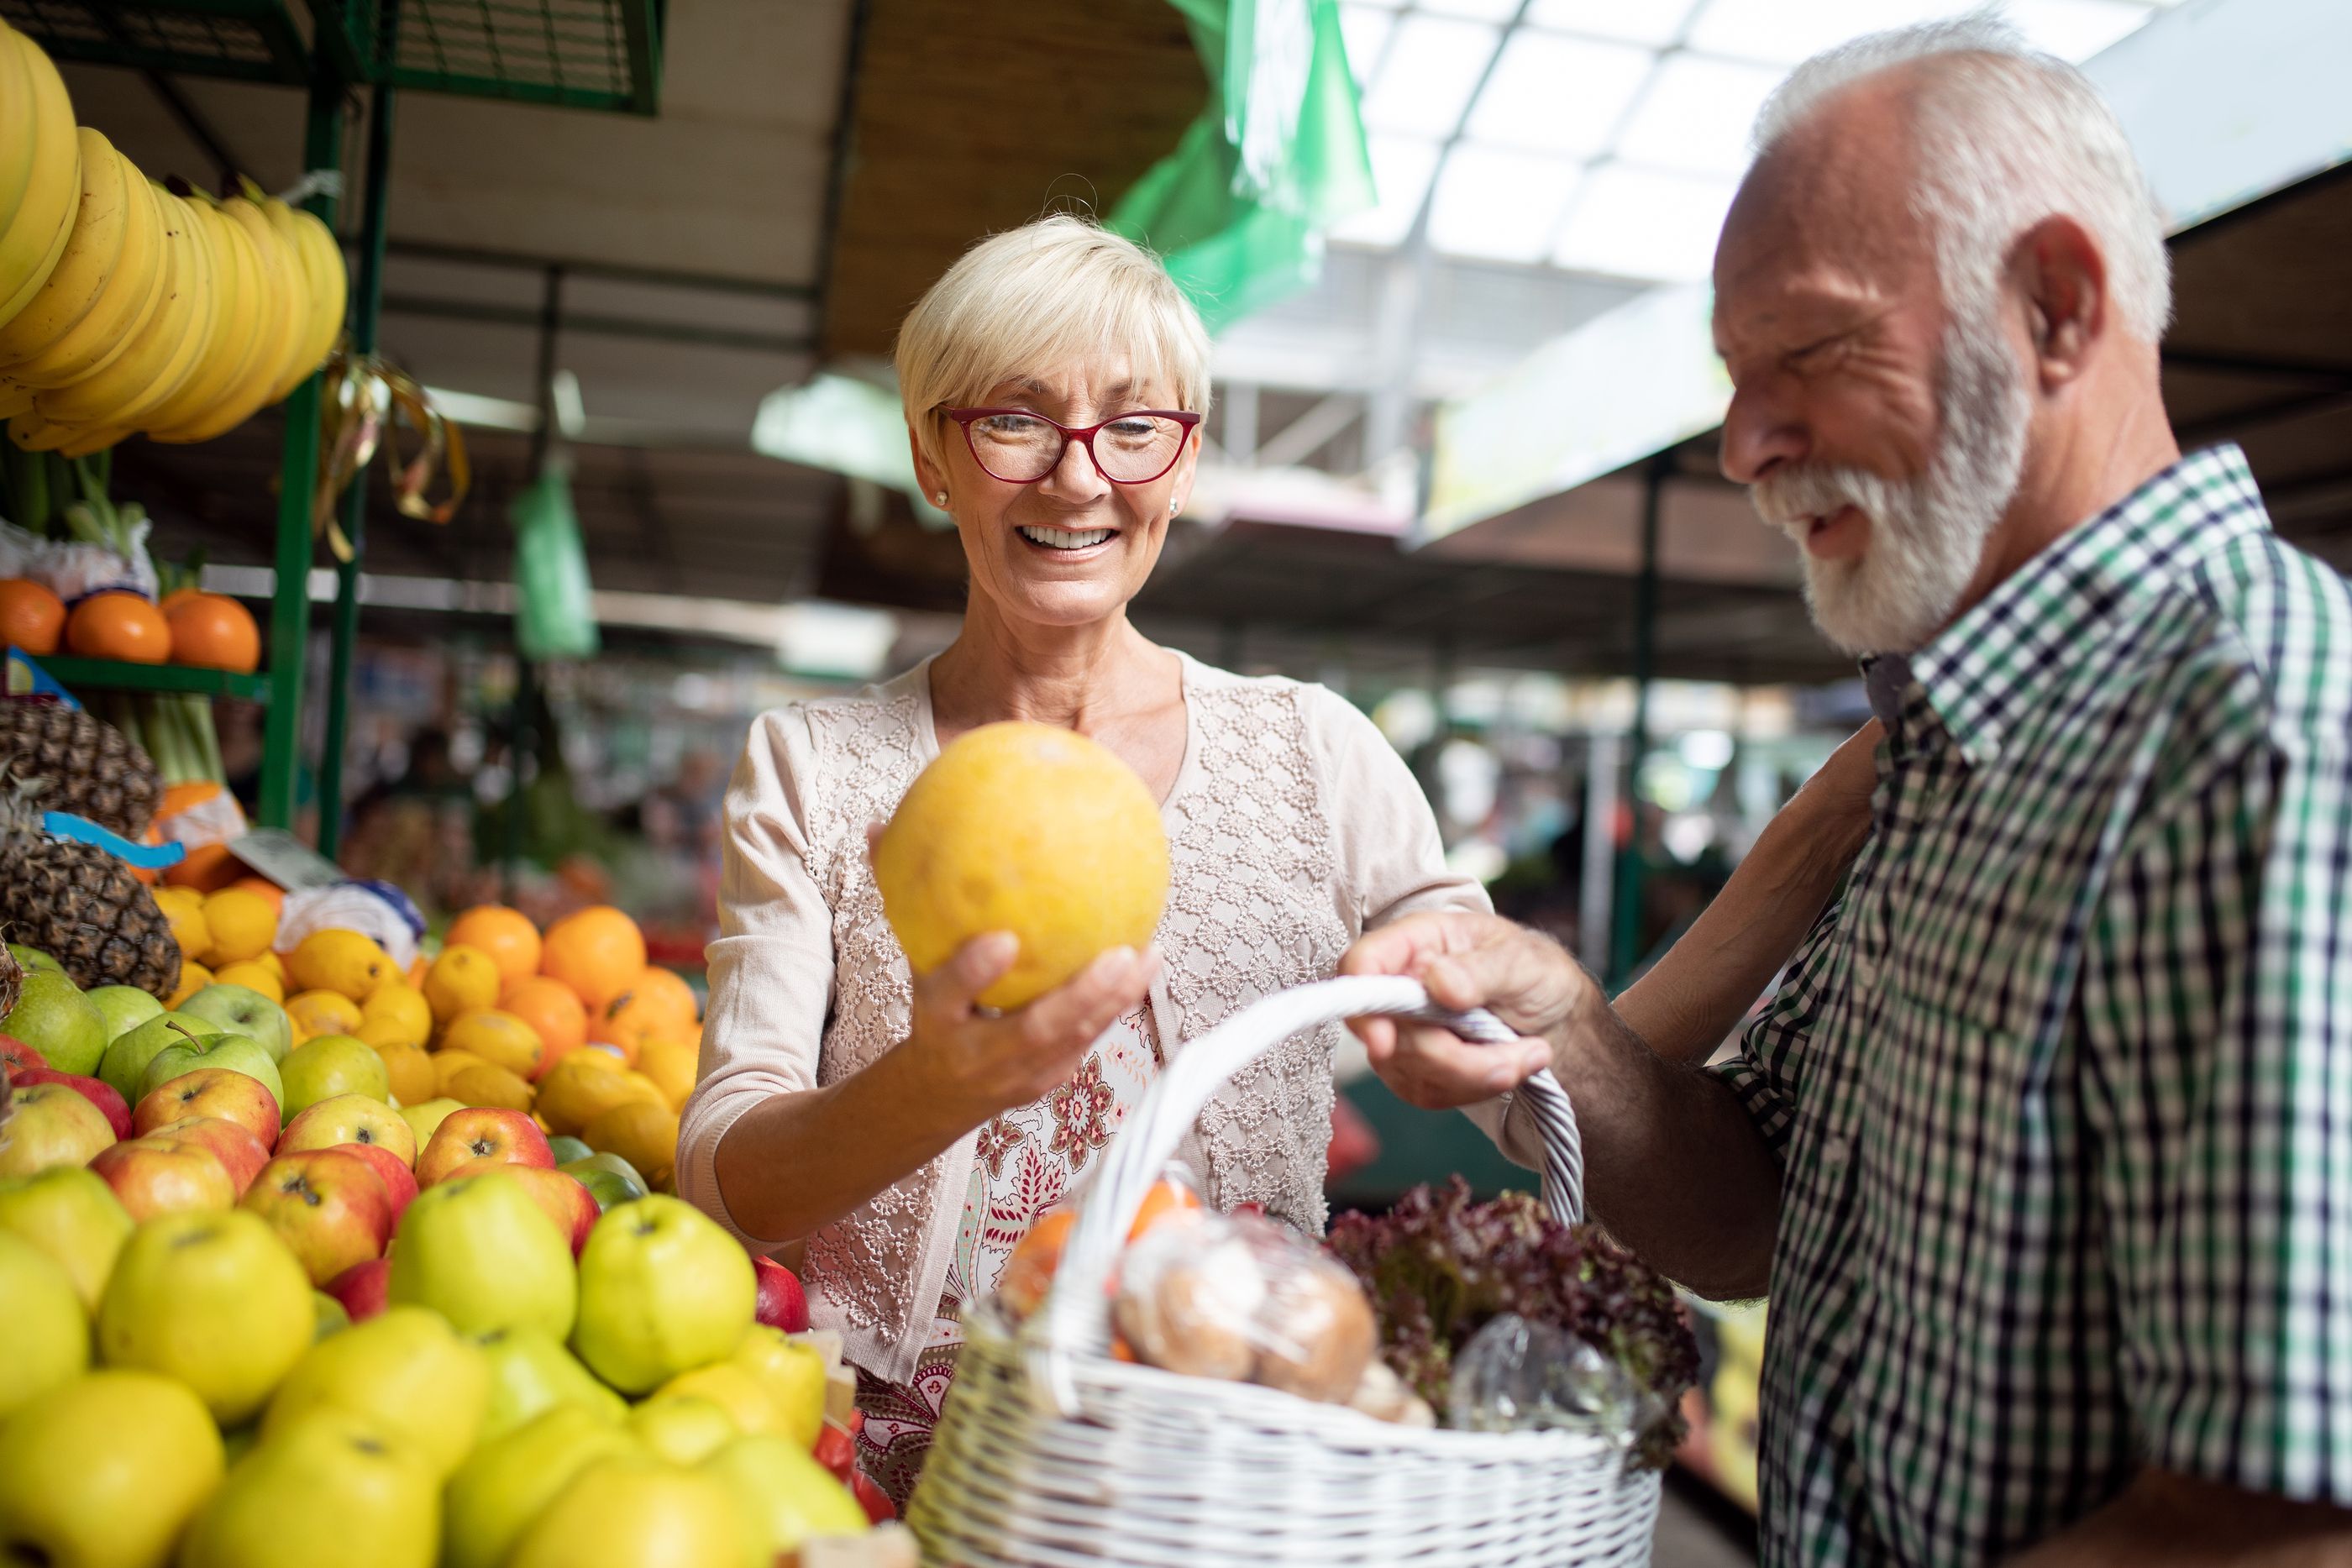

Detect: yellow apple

[472,1324,627,1443]
[702,1432,869,1560]
[627,1394,738,1466]
[0,1165,133,1309]
[0,1370,224,1568]
[0,1230,87,1419]
[652,1361,789,1441]
[277,1091,418,1167]
[97,1209,313,1424]
[571,1195,755,1395]
[507,1455,750,1568]
[0,1081,115,1177]
[729,1324,829,1449]
[387,1170,576,1340]
[178,1406,437,1568]
[262,1305,490,1478]
[396,1096,465,1150]
[442,1405,640,1568]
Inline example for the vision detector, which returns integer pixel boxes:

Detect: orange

[163,592,259,674]
[423,944,501,1027]
[500,975,587,1075]
[0,579,65,655]
[997,1208,1077,1319]
[539,905,646,1013]
[374,1038,435,1106]
[626,967,700,1032]
[66,591,171,663]
[582,1098,680,1190]
[446,905,542,989]
[636,1036,699,1109]
[440,1008,544,1081]
[1128,1176,1202,1241]
[162,843,244,893]
[587,990,686,1068]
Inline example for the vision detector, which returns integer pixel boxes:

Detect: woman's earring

[935,491,948,506]
[1169,499,1180,516]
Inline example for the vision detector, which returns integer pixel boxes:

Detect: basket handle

[1028,975,1588,1413]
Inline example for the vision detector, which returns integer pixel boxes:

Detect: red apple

[323,1256,392,1323]
[415,1107,554,1187]
[851,1468,896,1525]
[276,1093,417,1168]
[88,1137,236,1220]
[0,1036,40,1076]
[240,1148,396,1287]
[144,1114,273,1195]
[753,1255,811,1333]
[339,1139,418,1225]
[133,1066,281,1148]
[444,1156,596,1256]
[10,1067,132,1140]
[0,1082,116,1177]
[813,1418,856,1484]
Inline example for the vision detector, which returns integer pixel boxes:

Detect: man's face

[1713,100,2030,656]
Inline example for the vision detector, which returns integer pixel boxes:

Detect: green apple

[0,1230,87,1419]
[0,1370,224,1568]
[545,1135,595,1165]
[281,1033,391,1116]
[473,1324,627,1442]
[387,1169,576,1340]
[0,1165,134,1308]
[263,1304,490,1479]
[98,1010,222,1103]
[559,1152,648,1213]
[627,1394,738,1466]
[140,1031,284,1112]
[3,971,108,1077]
[313,1289,350,1341]
[507,1455,749,1568]
[180,983,293,1063]
[8,942,63,974]
[702,1432,868,1560]
[397,1096,466,1150]
[86,984,165,1043]
[179,1405,438,1568]
[443,1404,641,1568]
[0,1081,115,1177]
[97,1208,314,1424]
[573,1194,756,1395]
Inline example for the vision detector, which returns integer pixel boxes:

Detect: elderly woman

[678,216,1877,1500]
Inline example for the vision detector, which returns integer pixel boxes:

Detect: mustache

[1749,464,1899,532]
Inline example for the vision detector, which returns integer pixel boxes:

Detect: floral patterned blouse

[853,1008,1162,1504]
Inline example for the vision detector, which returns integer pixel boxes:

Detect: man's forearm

[1552,987,1784,1298]
[2008,1469,2352,1566]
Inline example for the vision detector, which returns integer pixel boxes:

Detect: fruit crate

[0,0,315,86]
[320,0,664,113]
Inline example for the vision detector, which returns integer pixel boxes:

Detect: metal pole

[1579,732,1618,978]
[317,59,397,860]
[258,59,348,831]
[1610,454,1668,986]
[505,265,564,894]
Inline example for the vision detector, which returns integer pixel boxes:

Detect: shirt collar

[1889,444,2271,767]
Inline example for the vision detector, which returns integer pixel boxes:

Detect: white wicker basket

[908,976,1662,1567]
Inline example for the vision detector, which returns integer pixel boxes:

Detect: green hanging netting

[1110,0,1376,333]
[512,465,601,661]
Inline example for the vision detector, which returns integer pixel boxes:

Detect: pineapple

[0,699,163,839]
[0,807,179,998]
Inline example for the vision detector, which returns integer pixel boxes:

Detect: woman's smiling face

[913,357,1200,632]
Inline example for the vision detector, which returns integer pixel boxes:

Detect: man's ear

[2017,215,2107,391]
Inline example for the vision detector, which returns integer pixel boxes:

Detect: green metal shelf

[0,0,316,86]
[35,655,273,702]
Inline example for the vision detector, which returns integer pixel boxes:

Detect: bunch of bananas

[0,19,347,460]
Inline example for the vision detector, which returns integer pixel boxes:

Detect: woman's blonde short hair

[895,217,1212,470]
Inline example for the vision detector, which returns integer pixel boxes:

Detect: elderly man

[1347,17,2352,1566]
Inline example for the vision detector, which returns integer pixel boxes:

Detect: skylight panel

[1428,146,1587,262]
[1614,52,1782,177]
[1361,14,1504,139]
[1551,165,1739,281]
[1333,135,1446,246]
[1523,0,1702,47]
[1467,30,1655,155]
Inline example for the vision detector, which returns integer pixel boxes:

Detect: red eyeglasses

[942,406,1203,485]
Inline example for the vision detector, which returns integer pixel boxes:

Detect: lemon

[440,1009,544,1081]
[874,721,1168,1010]
[286,930,393,1001]
[536,1051,661,1137]
[423,946,501,1028]
[285,989,364,1043]
[443,1062,536,1113]
[167,960,213,1010]
[432,1049,495,1094]
[359,983,433,1049]
[159,899,212,965]
[635,1037,698,1109]
[582,1098,680,1190]
[211,960,285,1005]
[373,1037,436,1106]
[199,889,278,965]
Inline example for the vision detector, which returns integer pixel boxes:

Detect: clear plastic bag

[1112,1208,1377,1404]
[1446,1313,1658,1443]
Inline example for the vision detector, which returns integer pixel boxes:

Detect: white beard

[1750,301,2032,656]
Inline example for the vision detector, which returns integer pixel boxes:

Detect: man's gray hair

[1753,12,2172,342]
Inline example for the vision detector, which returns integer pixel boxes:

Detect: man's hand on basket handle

[1339,911,1578,1109]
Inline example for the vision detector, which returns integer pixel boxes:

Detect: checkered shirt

[1716,445,2352,1565]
